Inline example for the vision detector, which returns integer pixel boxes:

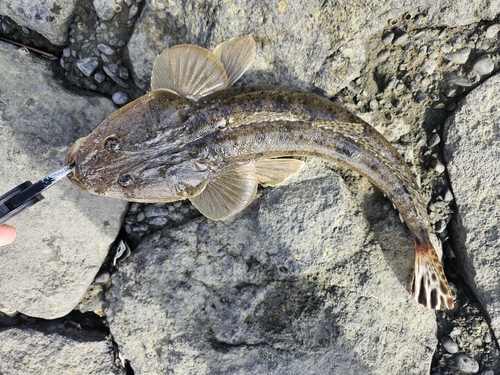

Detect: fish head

[66,89,211,202]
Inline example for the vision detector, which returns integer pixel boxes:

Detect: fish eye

[104,137,121,151]
[118,174,134,187]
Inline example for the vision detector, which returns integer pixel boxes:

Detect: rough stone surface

[1,0,500,373]
[128,0,500,93]
[0,0,77,46]
[107,160,437,375]
[0,42,127,319]
[0,321,122,374]
[444,74,500,339]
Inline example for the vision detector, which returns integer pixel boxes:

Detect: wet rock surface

[0,0,499,373]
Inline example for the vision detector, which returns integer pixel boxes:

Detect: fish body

[66,35,454,310]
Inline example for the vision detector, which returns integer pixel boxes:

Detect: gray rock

[111,91,129,105]
[97,43,115,55]
[472,55,494,76]
[0,43,127,319]
[441,335,459,354]
[143,205,169,217]
[444,47,471,64]
[454,353,479,373]
[421,59,438,75]
[0,322,122,374]
[392,32,409,46]
[485,24,500,38]
[445,73,473,87]
[106,160,437,375]
[93,0,116,21]
[0,0,78,46]
[444,73,500,342]
[128,4,139,19]
[127,0,500,93]
[76,57,99,77]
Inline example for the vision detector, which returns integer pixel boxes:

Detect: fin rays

[213,34,256,86]
[412,243,454,310]
[151,45,228,100]
[151,35,256,100]
[190,163,258,220]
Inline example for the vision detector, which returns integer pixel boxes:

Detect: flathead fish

[66,35,454,310]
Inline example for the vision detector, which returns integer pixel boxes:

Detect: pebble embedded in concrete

[441,335,458,354]
[454,353,479,373]
[93,0,116,21]
[444,47,471,64]
[111,91,129,105]
[472,55,494,76]
[76,57,99,77]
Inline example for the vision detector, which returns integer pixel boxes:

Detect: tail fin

[412,243,454,310]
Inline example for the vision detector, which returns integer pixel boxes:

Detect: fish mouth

[66,169,87,190]
[65,137,87,190]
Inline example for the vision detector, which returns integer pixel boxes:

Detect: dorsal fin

[151,45,228,100]
[189,163,258,220]
[213,34,256,86]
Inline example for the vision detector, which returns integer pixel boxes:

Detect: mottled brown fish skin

[68,85,430,242]
[67,85,453,309]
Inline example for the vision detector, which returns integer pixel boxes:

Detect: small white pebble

[440,44,453,53]
[369,99,379,110]
[382,33,394,45]
[428,133,440,147]
[486,24,500,38]
[392,33,408,45]
[441,335,458,354]
[445,73,473,87]
[444,47,471,64]
[421,59,438,75]
[112,91,129,105]
[136,212,145,222]
[454,353,479,373]
[444,190,454,202]
[377,50,390,60]
[129,4,139,19]
[450,327,461,337]
[445,88,457,97]
[435,220,447,233]
[94,271,111,284]
[472,55,494,76]
[431,159,446,173]
[483,332,492,343]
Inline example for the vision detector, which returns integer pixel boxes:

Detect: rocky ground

[0,0,499,374]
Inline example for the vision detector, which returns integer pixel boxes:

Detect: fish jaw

[412,242,454,310]
[65,136,89,191]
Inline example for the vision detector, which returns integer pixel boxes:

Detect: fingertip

[0,224,17,246]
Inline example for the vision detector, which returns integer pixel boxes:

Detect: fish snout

[65,137,85,165]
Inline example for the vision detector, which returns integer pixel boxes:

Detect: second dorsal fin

[213,34,256,86]
[151,44,228,100]
[254,158,305,186]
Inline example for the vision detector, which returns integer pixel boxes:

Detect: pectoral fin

[190,163,258,220]
[254,158,305,186]
[213,34,256,86]
[151,45,228,100]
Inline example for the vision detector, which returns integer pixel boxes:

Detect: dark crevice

[0,15,63,57]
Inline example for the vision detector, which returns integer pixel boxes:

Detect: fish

[66,35,454,310]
